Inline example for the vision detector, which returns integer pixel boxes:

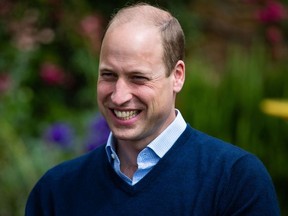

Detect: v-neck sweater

[25,125,280,216]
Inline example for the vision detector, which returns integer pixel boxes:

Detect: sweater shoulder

[175,125,272,188]
[184,125,252,158]
[177,125,263,172]
[42,145,106,182]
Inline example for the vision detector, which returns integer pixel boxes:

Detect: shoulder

[178,125,280,214]
[40,145,106,184]
[25,145,108,214]
[178,125,270,176]
[180,124,250,158]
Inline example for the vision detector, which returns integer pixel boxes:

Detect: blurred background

[0,0,287,215]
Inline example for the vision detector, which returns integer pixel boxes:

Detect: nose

[111,79,132,105]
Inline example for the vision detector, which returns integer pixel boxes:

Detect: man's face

[97,23,181,147]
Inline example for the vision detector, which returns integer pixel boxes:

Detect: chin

[111,129,139,141]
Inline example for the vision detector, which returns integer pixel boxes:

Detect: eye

[131,75,149,84]
[100,71,117,81]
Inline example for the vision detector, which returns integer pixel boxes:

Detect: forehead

[99,22,164,70]
[103,22,162,50]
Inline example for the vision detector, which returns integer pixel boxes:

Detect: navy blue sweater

[25,125,280,215]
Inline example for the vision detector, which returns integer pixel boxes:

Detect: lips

[113,110,140,120]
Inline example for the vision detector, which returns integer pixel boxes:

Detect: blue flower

[43,123,74,148]
[85,114,110,151]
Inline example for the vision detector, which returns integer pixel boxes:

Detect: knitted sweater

[25,125,280,216]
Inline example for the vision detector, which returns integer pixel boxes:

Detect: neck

[116,141,140,178]
[120,164,138,179]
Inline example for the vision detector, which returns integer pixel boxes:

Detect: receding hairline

[107,3,173,31]
[102,3,185,76]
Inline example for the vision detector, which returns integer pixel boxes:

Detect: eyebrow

[100,66,152,75]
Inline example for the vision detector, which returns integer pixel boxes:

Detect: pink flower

[79,14,104,52]
[0,73,12,94]
[0,0,13,16]
[257,1,287,23]
[8,9,54,51]
[266,26,283,43]
[40,63,67,86]
[80,14,103,36]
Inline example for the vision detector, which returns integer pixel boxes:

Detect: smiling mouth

[113,110,140,120]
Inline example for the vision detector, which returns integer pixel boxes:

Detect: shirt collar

[105,109,186,162]
[147,109,186,158]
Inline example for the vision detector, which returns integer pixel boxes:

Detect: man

[26,3,280,215]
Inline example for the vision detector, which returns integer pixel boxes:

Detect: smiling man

[97,11,185,179]
[26,3,280,216]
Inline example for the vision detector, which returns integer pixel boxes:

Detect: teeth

[114,110,138,120]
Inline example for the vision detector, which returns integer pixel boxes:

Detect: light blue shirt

[105,110,187,185]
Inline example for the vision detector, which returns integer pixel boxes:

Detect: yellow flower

[260,99,288,120]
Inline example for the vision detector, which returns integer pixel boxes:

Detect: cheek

[146,85,172,108]
[97,83,112,99]
[157,83,174,106]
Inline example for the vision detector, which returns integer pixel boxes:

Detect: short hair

[104,3,185,76]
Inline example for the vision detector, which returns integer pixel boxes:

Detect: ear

[173,60,185,93]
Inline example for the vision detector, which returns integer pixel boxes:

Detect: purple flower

[85,114,110,151]
[43,123,74,148]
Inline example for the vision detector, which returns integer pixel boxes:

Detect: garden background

[0,0,288,215]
